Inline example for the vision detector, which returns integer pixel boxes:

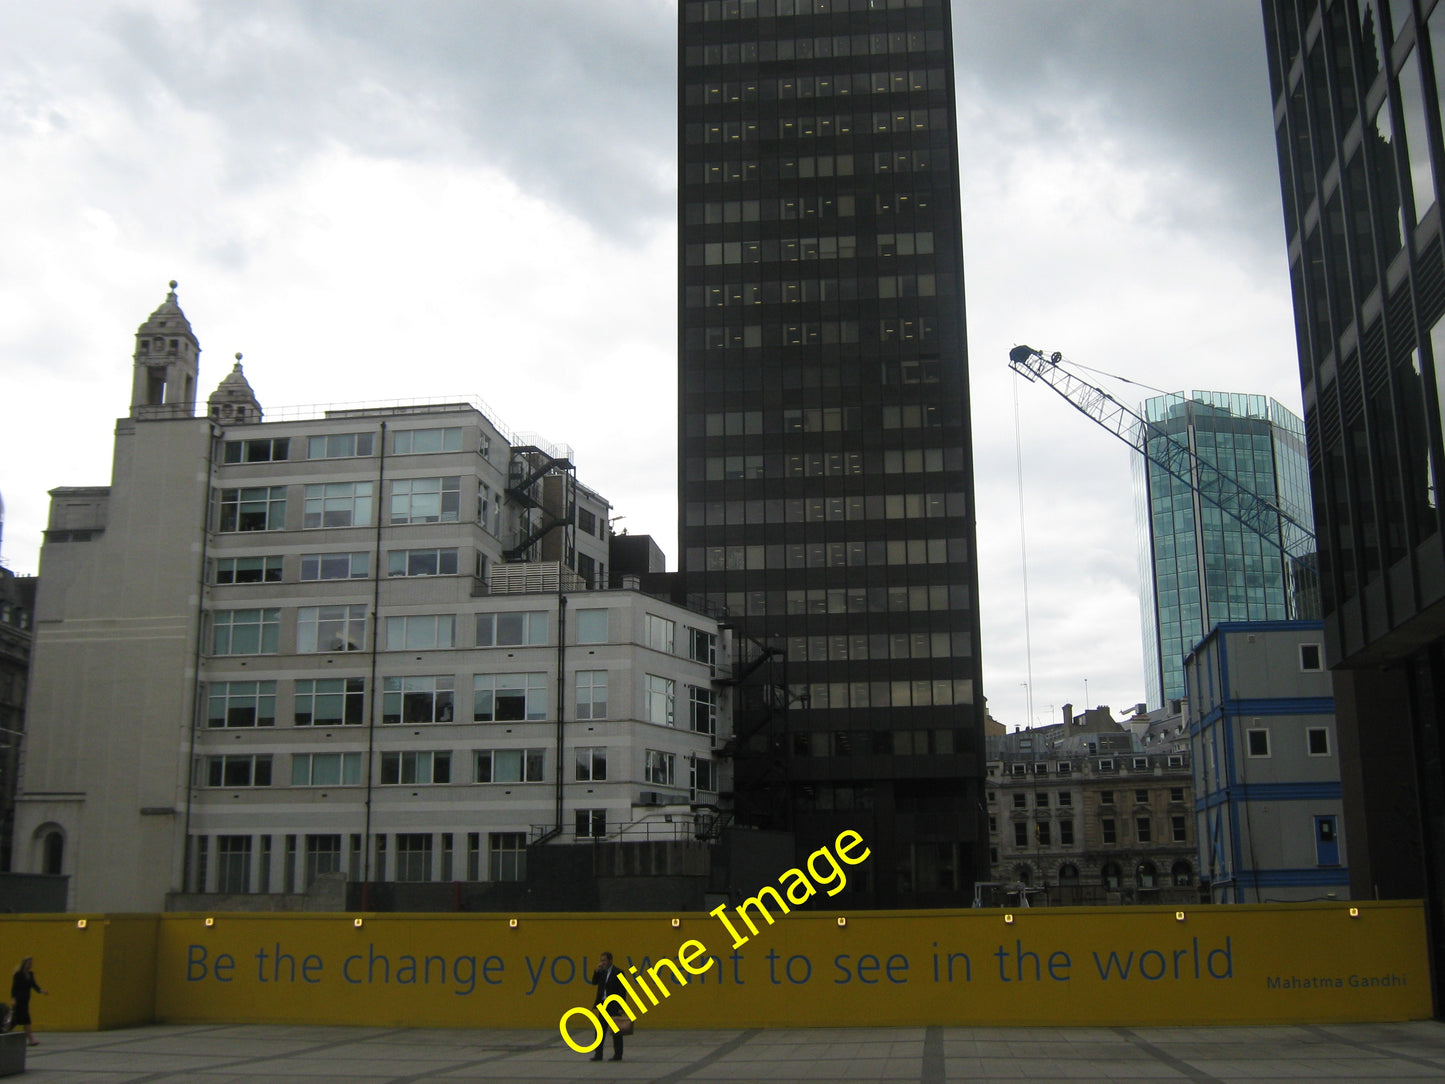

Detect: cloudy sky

[0,1,1299,730]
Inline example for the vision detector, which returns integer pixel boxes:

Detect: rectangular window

[1058,792,1073,807]
[290,752,363,786]
[476,610,549,646]
[1036,822,1051,846]
[1172,815,1188,843]
[385,614,456,650]
[222,437,289,464]
[302,482,373,529]
[644,674,676,726]
[393,427,462,454]
[390,476,461,524]
[387,548,459,577]
[1167,754,1185,769]
[692,756,716,794]
[1013,822,1028,846]
[644,749,676,786]
[473,673,547,721]
[1170,786,1185,802]
[489,832,526,881]
[382,676,455,724]
[207,680,276,728]
[1098,758,1115,772]
[307,432,374,459]
[575,809,606,838]
[1101,818,1117,844]
[394,833,433,882]
[216,836,252,893]
[577,609,609,643]
[575,746,607,782]
[211,608,280,655]
[1100,790,1114,806]
[1136,818,1152,843]
[218,487,287,532]
[380,750,451,784]
[1012,793,1026,809]
[645,614,676,653]
[575,670,608,720]
[297,605,368,652]
[1300,642,1323,671]
[1307,727,1331,756]
[305,835,342,888]
[1035,792,1049,807]
[1247,728,1271,757]
[688,685,716,734]
[294,677,365,726]
[1059,820,1075,846]
[300,551,370,581]
[215,556,283,584]
[688,627,716,666]
[475,748,545,783]
[1134,789,1148,804]
[204,755,273,788]
[1132,757,1148,771]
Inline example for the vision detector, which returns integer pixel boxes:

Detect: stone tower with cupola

[129,280,200,419]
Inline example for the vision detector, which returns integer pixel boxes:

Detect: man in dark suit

[591,951,627,1061]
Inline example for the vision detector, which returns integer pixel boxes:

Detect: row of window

[687,68,945,107]
[687,150,933,186]
[686,0,929,20]
[684,272,938,308]
[696,537,965,574]
[685,233,935,267]
[778,629,968,663]
[687,401,942,438]
[198,748,715,791]
[685,491,966,529]
[218,478,466,533]
[208,674,717,732]
[688,446,961,482]
[991,815,1190,848]
[1245,726,1332,758]
[685,30,947,68]
[686,110,946,145]
[221,427,471,465]
[990,755,1190,777]
[996,787,1189,811]
[680,584,971,622]
[790,726,970,756]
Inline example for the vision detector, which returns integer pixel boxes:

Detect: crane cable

[1012,368,1035,729]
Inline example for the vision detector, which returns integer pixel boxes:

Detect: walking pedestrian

[590,951,628,1062]
[10,957,46,1047]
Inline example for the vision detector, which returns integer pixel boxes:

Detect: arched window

[33,825,64,876]
[1136,860,1158,888]
[1057,862,1080,884]
[1100,861,1123,890]
[1171,860,1193,886]
[1015,864,1032,886]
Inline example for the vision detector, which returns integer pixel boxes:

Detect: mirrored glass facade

[677,0,986,906]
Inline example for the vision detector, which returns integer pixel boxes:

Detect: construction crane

[1007,345,1319,619]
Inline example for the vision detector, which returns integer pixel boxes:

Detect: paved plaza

[9,1020,1445,1083]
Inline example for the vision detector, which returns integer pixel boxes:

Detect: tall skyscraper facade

[1261,0,1445,990]
[677,0,986,906]
[1133,391,1315,709]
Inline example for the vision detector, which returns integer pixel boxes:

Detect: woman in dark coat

[11,957,45,1046]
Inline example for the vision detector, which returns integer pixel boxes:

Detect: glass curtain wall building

[1133,392,1315,709]
[677,0,986,906]
[1261,0,1445,993]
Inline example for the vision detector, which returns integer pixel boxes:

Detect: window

[387,548,459,577]
[645,614,676,653]
[298,605,368,653]
[644,749,676,786]
[1101,818,1117,844]
[475,748,544,783]
[575,809,607,838]
[1167,754,1185,769]
[394,833,433,881]
[211,609,280,655]
[1057,761,1072,775]
[302,482,373,528]
[294,677,365,726]
[308,432,374,459]
[1100,790,1115,806]
[489,832,526,881]
[1134,789,1148,804]
[300,551,369,581]
[1035,792,1049,807]
[204,755,272,788]
[1012,793,1026,809]
[215,556,283,584]
[291,752,363,786]
[394,427,462,454]
[473,673,547,721]
[1300,642,1323,671]
[1013,822,1028,846]
[575,746,607,782]
[1247,728,1271,757]
[380,751,451,784]
[1169,786,1185,802]
[1308,727,1331,756]
[688,628,716,666]
[1172,815,1188,843]
[222,437,289,464]
[390,477,461,524]
[1131,757,1148,771]
[688,685,716,734]
[383,676,455,724]
[218,487,287,532]
[216,836,252,893]
[692,756,716,794]
[577,608,608,643]
[385,614,456,650]
[1098,758,1115,771]
[1136,818,1152,843]
[1059,820,1074,846]
[207,681,276,728]
[1036,823,1051,846]
[575,670,608,720]
[1058,792,1072,807]
[644,675,676,726]
[305,835,342,888]
[477,610,548,646]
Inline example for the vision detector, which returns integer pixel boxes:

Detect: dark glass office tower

[1261,0,1445,991]
[678,0,986,907]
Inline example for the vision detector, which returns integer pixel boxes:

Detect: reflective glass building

[677,0,986,906]
[1262,0,1445,993]
[1133,392,1315,709]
